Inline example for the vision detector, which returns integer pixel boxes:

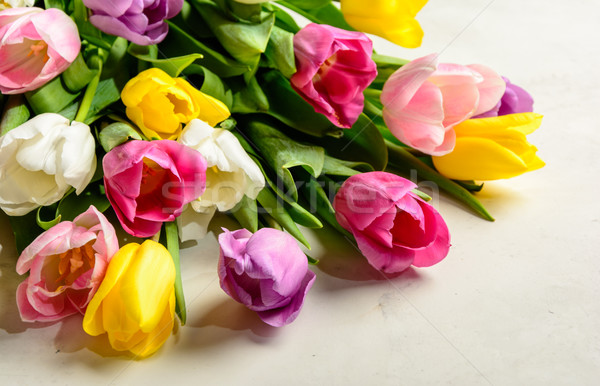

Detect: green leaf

[315,113,388,171]
[183,64,234,110]
[162,21,250,78]
[128,44,203,77]
[98,122,144,152]
[62,53,97,92]
[267,3,301,33]
[225,0,263,22]
[249,153,322,229]
[36,206,61,231]
[281,0,332,8]
[230,195,259,232]
[0,95,30,136]
[322,155,374,177]
[263,26,296,78]
[25,76,80,115]
[192,2,275,71]
[55,183,110,222]
[385,140,494,221]
[300,176,352,238]
[58,78,121,124]
[256,188,310,248]
[231,76,269,113]
[44,0,65,10]
[370,54,409,89]
[7,211,43,254]
[165,222,187,325]
[259,70,343,138]
[243,117,325,201]
[277,1,353,30]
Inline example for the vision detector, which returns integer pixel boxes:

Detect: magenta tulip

[291,23,377,128]
[103,140,207,238]
[381,54,505,156]
[333,172,450,274]
[218,228,316,327]
[82,0,183,45]
[0,7,80,94]
[16,206,118,322]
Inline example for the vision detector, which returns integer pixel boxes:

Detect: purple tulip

[82,0,183,45]
[218,228,316,327]
[475,77,534,118]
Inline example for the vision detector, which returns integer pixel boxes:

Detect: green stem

[386,140,495,221]
[165,221,187,325]
[74,57,103,123]
[363,88,382,101]
[372,53,410,68]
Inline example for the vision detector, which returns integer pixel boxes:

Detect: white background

[1,0,599,384]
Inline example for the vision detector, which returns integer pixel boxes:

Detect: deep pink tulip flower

[0,7,80,94]
[103,140,207,238]
[381,54,506,156]
[16,206,118,322]
[218,228,316,327]
[291,23,377,128]
[333,172,451,274]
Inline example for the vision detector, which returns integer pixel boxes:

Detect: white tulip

[0,0,35,10]
[177,119,265,240]
[0,113,96,216]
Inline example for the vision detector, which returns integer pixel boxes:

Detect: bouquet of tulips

[0,0,544,357]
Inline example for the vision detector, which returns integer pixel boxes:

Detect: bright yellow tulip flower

[83,240,176,358]
[340,0,428,48]
[432,113,545,181]
[121,68,230,140]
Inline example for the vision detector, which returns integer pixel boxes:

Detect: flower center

[312,53,338,84]
[55,241,96,286]
[27,40,49,63]
[140,158,168,196]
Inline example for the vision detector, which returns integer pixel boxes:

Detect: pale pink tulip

[16,206,118,322]
[0,7,80,94]
[333,172,450,273]
[381,54,505,156]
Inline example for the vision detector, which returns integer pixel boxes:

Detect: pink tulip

[381,54,505,156]
[333,172,450,274]
[218,228,316,327]
[16,206,118,322]
[291,23,377,128]
[0,7,80,94]
[103,140,207,238]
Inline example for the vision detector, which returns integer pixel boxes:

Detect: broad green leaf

[128,44,203,77]
[225,0,263,22]
[0,95,30,136]
[370,54,409,89]
[260,70,343,138]
[243,117,325,201]
[280,0,331,8]
[300,177,352,238]
[62,53,97,92]
[267,3,301,33]
[277,1,353,30]
[192,2,275,70]
[230,76,269,113]
[322,155,374,177]
[98,122,144,152]
[25,77,80,114]
[44,0,65,10]
[230,195,259,232]
[56,183,111,222]
[315,113,388,171]
[162,21,249,78]
[183,64,234,110]
[7,211,43,254]
[249,153,322,229]
[57,78,121,124]
[36,206,61,231]
[256,188,310,249]
[263,26,296,78]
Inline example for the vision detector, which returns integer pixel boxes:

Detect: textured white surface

[1,0,599,384]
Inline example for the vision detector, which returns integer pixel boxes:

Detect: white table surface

[1,0,599,384]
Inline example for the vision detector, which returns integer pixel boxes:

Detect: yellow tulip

[82,240,176,358]
[340,0,428,48]
[121,68,230,140]
[432,113,545,181]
